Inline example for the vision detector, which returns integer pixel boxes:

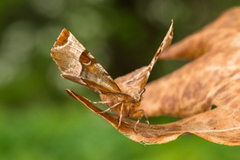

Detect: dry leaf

[64,7,240,146]
[137,7,240,145]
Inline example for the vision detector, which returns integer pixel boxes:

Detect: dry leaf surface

[68,7,240,145]
[138,6,240,145]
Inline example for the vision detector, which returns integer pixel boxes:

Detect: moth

[51,20,173,132]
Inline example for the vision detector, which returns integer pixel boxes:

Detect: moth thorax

[131,91,143,103]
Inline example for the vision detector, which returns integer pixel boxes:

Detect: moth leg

[92,101,110,105]
[117,103,124,130]
[131,109,150,133]
[98,102,121,114]
[144,111,150,126]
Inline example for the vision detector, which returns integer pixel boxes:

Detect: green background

[1,0,240,159]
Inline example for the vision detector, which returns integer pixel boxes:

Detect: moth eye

[80,50,92,65]
[131,98,136,103]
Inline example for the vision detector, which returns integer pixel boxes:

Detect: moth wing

[114,66,149,101]
[114,20,174,100]
[51,29,121,93]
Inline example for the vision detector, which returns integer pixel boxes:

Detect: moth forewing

[51,29,85,85]
[113,66,150,100]
[51,28,121,93]
[79,50,121,93]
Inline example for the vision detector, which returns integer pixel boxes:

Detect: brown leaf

[140,7,240,117]
[65,7,240,146]
[137,6,240,145]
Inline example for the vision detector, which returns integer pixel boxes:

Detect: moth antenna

[139,88,146,96]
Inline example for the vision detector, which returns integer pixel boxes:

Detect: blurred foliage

[0,0,240,159]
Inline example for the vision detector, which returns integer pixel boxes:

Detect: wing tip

[55,28,70,46]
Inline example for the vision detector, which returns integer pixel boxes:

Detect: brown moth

[51,20,173,132]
